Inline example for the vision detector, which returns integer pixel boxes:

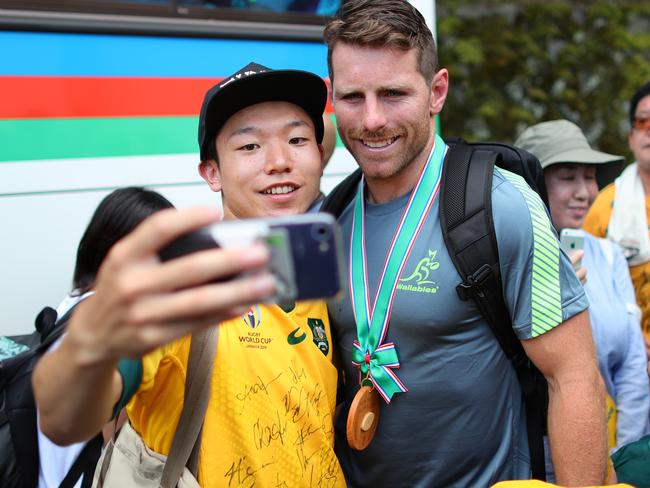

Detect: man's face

[331,43,447,188]
[629,94,650,172]
[201,101,324,220]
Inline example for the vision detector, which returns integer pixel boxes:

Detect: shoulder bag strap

[160,325,219,487]
[58,433,103,488]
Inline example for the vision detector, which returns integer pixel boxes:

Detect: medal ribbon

[350,134,445,403]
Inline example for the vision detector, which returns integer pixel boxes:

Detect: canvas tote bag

[92,326,218,488]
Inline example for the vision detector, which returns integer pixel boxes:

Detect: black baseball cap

[198,62,327,161]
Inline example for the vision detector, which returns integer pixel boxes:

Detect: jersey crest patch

[307,318,329,356]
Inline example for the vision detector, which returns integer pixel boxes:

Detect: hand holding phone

[560,228,585,267]
[158,213,345,303]
[560,228,586,283]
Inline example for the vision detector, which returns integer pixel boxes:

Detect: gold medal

[346,385,380,450]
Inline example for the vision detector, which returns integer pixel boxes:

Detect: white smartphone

[158,213,346,303]
[559,228,585,269]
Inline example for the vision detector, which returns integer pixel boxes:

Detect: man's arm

[522,309,607,486]
[33,207,276,445]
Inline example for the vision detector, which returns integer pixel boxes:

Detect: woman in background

[38,187,173,488]
[516,120,649,458]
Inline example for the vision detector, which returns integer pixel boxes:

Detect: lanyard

[349,134,445,403]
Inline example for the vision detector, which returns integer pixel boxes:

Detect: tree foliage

[437,0,650,160]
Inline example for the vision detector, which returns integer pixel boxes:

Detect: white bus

[0,0,432,335]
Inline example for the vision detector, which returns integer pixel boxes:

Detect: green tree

[437,0,650,161]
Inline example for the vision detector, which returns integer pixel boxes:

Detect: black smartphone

[159,213,346,303]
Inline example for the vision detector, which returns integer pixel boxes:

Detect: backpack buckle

[456,264,493,301]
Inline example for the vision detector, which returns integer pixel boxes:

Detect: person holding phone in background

[516,120,650,460]
[33,63,346,487]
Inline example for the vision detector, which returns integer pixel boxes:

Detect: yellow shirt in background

[127,300,345,488]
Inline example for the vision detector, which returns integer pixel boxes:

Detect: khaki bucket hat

[514,119,624,188]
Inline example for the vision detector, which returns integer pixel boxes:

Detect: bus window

[7,0,342,21]
[178,0,340,16]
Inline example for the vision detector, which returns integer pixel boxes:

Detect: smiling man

[34,63,345,487]
[322,1,607,486]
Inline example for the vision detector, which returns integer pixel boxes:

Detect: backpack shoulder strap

[320,168,362,218]
[440,140,521,358]
[439,139,547,480]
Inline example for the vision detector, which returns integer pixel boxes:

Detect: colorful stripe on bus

[0,31,336,162]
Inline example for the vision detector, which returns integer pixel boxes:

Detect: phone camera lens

[312,224,331,241]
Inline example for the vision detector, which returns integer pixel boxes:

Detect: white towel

[609,162,650,265]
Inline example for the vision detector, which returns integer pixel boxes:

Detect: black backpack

[0,305,102,488]
[321,137,550,480]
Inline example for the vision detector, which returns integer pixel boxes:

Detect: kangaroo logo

[400,249,440,286]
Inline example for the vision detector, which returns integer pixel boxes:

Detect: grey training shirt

[329,167,588,487]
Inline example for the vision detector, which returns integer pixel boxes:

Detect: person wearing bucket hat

[515,119,624,190]
[516,120,650,466]
[515,120,624,241]
[34,62,346,487]
[585,81,650,361]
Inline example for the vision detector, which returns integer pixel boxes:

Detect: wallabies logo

[400,249,440,285]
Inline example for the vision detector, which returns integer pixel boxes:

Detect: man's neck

[364,136,436,205]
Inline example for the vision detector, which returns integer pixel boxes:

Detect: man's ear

[429,68,449,117]
[198,159,222,193]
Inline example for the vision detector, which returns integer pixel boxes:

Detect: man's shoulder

[139,336,189,377]
[490,167,546,222]
[492,167,543,201]
[490,167,562,278]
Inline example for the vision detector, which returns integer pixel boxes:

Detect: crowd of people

[2,0,650,486]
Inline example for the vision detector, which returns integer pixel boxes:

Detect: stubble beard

[342,118,433,183]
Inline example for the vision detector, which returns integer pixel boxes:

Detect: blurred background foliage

[436,0,650,161]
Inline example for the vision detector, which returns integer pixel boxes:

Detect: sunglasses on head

[633,116,650,131]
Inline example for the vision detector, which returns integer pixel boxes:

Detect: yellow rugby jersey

[125,300,345,488]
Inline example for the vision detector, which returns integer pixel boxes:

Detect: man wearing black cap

[197,62,327,218]
[34,63,345,487]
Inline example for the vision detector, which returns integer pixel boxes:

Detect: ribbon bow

[351,340,404,403]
